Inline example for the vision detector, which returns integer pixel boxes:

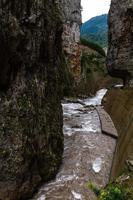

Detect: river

[32,89,116,200]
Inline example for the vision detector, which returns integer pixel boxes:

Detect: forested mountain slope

[81,14,108,47]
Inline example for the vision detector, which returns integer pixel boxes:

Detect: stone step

[96,106,118,139]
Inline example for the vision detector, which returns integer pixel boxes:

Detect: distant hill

[81,14,108,48]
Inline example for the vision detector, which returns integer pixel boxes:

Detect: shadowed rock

[107,0,133,87]
[0,1,64,199]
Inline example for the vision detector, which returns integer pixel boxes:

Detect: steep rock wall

[75,45,120,96]
[0,1,64,199]
[60,0,81,82]
[103,89,133,177]
[107,0,133,86]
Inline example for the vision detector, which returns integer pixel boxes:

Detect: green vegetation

[87,181,100,196]
[98,184,127,200]
[81,52,106,76]
[87,174,133,200]
[77,37,120,96]
[75,41,109,95]
[80,37,106,57]
[81,14,108,47]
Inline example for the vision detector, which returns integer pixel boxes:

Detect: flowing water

[32,89,116,200]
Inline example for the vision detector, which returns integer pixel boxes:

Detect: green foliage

[81,51,106,73]
[87,181,100,196]
[87,180,132,200]
[98,184,126,200]
[81,33,107,48]
[81,14,108,47]
[80,37,106,57]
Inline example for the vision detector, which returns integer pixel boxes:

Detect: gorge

[0,0,132,200]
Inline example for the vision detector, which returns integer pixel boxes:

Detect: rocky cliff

[0,1,65,199]
[60,0,81,82]
[103,89,133,178]
[107,0,133,86]
[106,0,133,178]
[76,45,120,96]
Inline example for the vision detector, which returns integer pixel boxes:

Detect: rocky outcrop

[0,1,64,199]
[107,0,133,86]
[103,89,133,178]
[60,0,82,82]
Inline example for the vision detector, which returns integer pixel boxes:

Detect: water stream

[32,89,116,200]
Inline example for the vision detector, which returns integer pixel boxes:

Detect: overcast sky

[81,0,111,22]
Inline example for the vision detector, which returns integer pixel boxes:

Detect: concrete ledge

[96,106,118,139]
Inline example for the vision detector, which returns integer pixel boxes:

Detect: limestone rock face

[107,0,133,86]
[60,0,82,82]
[0,1,64,199]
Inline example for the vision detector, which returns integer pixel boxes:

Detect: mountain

[81,14,108,47]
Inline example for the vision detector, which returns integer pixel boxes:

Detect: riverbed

[32,89,116,200]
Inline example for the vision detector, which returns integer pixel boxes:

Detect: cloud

[81,0,111,22]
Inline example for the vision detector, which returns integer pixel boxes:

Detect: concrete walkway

[96,106,118,139]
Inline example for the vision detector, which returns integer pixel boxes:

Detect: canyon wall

[76,45,120,96]
[106,0,133,177]
[0,1,65,199]
[103,89,133,177]
[0,0,82,199]
[107,0,133,86]
[60,0,81,82]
